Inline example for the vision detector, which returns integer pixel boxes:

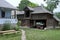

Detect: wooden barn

[17,6,59,29]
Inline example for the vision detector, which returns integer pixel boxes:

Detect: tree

[18,0,38,11]
[29,2,38,8]
[44,0,59,13]
[55,12,60,19]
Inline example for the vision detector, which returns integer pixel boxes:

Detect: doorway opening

[36,20,46,29]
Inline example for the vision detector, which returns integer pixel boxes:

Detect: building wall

[31,13,48,20]
[0,8,18,24]
[21,20,30,27]
[17,13,48,20]
[46,14,58,28]
[18,13,58,28]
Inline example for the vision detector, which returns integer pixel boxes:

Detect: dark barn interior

[36,20,46,29]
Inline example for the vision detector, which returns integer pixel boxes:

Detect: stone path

[21,30,26,40]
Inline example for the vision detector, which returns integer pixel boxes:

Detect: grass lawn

[0,31,21,40]
[23,28,60,40]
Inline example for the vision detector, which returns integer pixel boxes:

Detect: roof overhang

[0,7,17,10]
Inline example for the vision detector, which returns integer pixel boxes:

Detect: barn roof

[53,16,60,21]
[0,0,17,10]
[23,6,34,12]
[32,6,52,14]
[17,6,53,15]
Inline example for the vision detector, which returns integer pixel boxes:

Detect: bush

[2,22,11,31]
[17,21,21,26]
[13,25,20,31]
[2,21,20,31]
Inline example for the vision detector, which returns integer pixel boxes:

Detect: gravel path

[21,30,26,40]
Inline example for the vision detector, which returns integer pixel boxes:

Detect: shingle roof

[32,6,52,14]
[17,6,53,14]
[0,0,17,10]
[53,16,60,21]
[23,6,34,12]
[26,6,34,11]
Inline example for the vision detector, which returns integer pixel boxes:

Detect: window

[1,10,5,18]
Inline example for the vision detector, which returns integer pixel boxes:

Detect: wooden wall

[17,13,58,28]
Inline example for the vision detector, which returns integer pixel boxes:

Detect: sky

[6,0,60,12]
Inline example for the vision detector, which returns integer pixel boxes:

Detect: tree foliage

[28,2,38,8]
[18,0,38,11]
[55,12,60,19]
[44,0,59,13]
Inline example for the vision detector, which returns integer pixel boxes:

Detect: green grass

[23,28,60,40]
[0,31,21,40]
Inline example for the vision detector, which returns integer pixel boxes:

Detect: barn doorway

[36,20,46,29]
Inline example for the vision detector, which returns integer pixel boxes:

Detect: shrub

[2,21,13,31]
[13,25,20,31]
[2,21,20,31]
[2,23,11,31]
[17,21,21,26]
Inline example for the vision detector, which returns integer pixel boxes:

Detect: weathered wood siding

[31,13,48,20]
[17,13,58,28]
[21,20,30,27]
[46,14,58,28]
